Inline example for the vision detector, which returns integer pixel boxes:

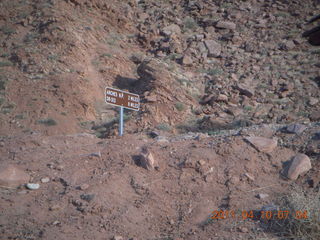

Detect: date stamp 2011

[211,210,314,221]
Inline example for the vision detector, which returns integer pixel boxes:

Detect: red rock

[245,137,277,153]
[0,164,30,188]
[286,154,312,180]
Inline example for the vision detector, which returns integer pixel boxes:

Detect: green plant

[0,26,16,35]
[175,102,185,111]
[37,118,57,126]
[1,103,15,114]
[0,61,13,67]
[156,123,171,131]
[100,53,112,58]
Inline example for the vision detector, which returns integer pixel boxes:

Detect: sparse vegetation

[264,188,320,240]
[156,123,171,131]
[0,25,16,35]
[37,118,57,126]
[0,61,13,67]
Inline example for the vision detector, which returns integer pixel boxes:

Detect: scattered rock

[245,137,277,153]
[41,177,50,183]
[310,111,320,121]
[244,172,255,181]
[26,183,40,190]
[182,55,193,66]
[139,147,156,170]
[204,40,221,57]
[216,21,236,30]
[309,97,319,106]
[256,193,269,199]
[112,236,123,240]
[80,194,95,202]
[0,164,30,188]
[80,183,89,190]
[235,84,255,98]
[162,24,181,36]
[284,154,312,180]
[238,226,249,233]
[285,124,307,134]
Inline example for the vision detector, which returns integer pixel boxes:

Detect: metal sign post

[119,106,124,136]
[105,87,140,136]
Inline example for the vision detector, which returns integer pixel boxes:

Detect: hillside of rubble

[0,0,319,240]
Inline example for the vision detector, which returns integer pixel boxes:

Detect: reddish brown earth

[0,0,319,240]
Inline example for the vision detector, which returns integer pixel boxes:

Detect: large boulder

[284,154,312,180]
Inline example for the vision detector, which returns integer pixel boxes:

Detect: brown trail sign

[105,87,140,136]
[105,87,140,111]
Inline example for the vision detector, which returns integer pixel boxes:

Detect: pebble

[26,183,40,190]
[256,193,269,199]
[41,177,50,183]
[80,183,89,190]
[113,236,123,240]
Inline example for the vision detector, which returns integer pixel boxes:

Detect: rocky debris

[139,147,156,170]
[244,172,255,181]
[216,21,236,30]
[309,111,320,121]
[245,137,277,153]
[285,124,307,134]
[26,183,40,190]
[0,164,30,188]
[204,40,221,57]
[284,154,312,180]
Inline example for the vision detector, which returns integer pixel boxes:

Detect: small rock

[49,204,60,211]
[139,147,156,170]
[26,183,40,190]
[145,95,157,102]
[182,55,193,66]
[244,172,255,181]
[310,111,320,121]
[0,141,4,147]
[238,226,249,233]
[216,21,236,30]
[309,97,319,106]
[284,40,295,50]
[245,136,277,153]
[204,40,221,57]
[256,193,269,199]
[80,194,95,202]
[286,124,307,134]
[41,177,50,183]
[216,94,228,102]
[112,236,123,240]
[169,219,175,225]
[80,183,89,190]
[149,131,159,138]
[162,24,181,36]
[52,220,60,226]
[261,204,278,212]
[0,165,30,188]
[285,154,312,180]
[235,84,255,98]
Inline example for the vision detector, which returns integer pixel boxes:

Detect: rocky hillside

[0,0,319,137]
